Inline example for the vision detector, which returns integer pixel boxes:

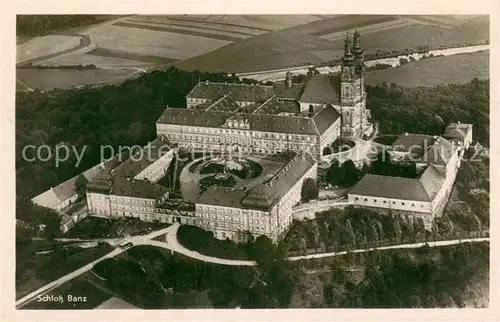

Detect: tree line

[17,15,113,36]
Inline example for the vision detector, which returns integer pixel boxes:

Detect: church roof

[300,74,342,104]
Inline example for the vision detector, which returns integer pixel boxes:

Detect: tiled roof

[188,82,275,102]
[349,165,445,202]
[392,134,435,154]
[443,123,473,140]
[32,176,79,209]
[312,104,341,134]
[420,137,457,166]
[111,137,172,178]
[157,108,321,135]
[196,186,248,209]
[243,151,317,210]
[110,177,168,199]
[272,82,305,100]
[254,97,301,115]
[196,151,316,211]
[419,165,445,200]
[299,74,342,104]
[32,154,127,209]
[207,94,241,112]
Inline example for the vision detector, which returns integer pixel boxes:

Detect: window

[364,198,368,202]
[402,202,405,206]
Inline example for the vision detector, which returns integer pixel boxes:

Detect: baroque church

[156,31,372,158]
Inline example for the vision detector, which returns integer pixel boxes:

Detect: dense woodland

[17,15,115,36]
[366,78,489,145]
[89,241,488,308]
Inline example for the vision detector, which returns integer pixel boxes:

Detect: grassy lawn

[177,225,249,260]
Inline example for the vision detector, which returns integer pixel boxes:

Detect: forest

[17,15,114,36]
[87,241,488,308]
[366,78,489,145]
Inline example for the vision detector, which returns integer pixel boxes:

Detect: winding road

[16,220,489,309]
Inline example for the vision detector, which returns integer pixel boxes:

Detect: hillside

[365,50,489,87]
[174,15,489,73]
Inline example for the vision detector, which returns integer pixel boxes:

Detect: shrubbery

[177,225,249,260]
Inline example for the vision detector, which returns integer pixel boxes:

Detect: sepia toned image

[14,12,490,311]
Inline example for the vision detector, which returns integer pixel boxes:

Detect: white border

[2,0,499,321]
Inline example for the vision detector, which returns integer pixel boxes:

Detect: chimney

[404,132,409,136]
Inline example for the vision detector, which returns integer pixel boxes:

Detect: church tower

[340,31,369,138]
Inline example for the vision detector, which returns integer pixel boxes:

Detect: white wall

[348,194,433,214]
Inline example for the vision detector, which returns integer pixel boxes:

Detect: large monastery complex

[31,31,473,242]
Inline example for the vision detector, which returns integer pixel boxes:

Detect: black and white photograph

[7,4,494,316]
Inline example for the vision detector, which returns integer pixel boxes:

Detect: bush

[301,178,319,202]
[177,225,249,260]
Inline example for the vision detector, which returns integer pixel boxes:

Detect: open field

[156,14,332,31]
[17,35,84,64]
[114,21,246,42]
[174,15,489,73]
[16,67,141,92]
[364,50,489,87]
[37,51,156,68]
[82,22,231,61]
[128,17,265,37]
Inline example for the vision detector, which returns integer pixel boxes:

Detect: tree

[344,219,356,247]
[251,235,276,266]
[394,220,402,243]
[326,159,341,186]
[341,160,362,186]
[74,174,88,198]
[370,223,379,244]
[301,178,319,202]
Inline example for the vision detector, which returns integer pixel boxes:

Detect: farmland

[15,14,489,91]
[364,50,489,87]
[175,15,489,73]
[17,35,84,64]
[16,67,141,92]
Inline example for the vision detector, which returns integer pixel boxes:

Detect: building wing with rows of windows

[348,129,470,228]
[156,31,372,160]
